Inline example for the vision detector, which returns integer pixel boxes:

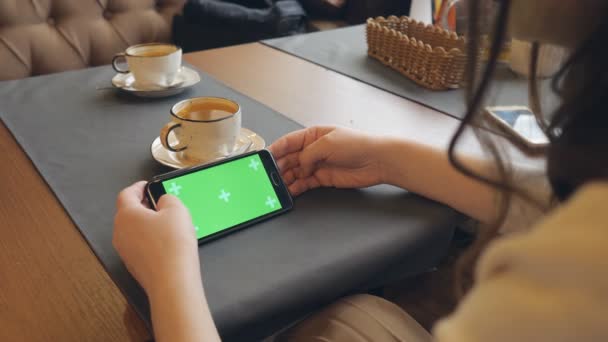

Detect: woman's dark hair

[448,0,608,296]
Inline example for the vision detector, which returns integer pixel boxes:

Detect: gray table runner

[0,65,460,340]
[264,25,557,120]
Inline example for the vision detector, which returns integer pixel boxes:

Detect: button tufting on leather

[0,0,186,81]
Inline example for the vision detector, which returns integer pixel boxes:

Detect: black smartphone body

[146,149,293,244]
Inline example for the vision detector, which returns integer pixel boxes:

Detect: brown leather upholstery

[0,0,185,80]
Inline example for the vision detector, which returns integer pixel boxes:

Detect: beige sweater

[434,182,608,341]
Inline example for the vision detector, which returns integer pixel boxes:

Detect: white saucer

[111,66,201,98]
[151,128,266,169]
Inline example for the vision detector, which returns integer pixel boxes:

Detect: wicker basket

[366,16,467,90]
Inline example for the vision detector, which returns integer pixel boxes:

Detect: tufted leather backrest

[0,0,185,80]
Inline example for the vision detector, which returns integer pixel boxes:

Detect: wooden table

[0,42,531,341]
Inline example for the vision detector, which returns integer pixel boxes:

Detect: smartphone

[146,149,293,244]
[484,106,549,154]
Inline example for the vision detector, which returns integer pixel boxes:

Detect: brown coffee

[177,101,236,121]
[131,45,178,57]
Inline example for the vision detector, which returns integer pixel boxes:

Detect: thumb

[298,136,331,178]
[157,194,186,211]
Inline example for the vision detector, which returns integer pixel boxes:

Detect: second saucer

[111,66,201,98]
[151,128,266,169]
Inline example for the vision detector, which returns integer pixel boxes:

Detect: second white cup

[509,39,568,78]
[112,43,182,88]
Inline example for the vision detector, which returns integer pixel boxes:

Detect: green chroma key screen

[161,154,283,239]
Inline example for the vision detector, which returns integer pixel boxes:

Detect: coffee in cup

[160,97,242,162]
[112,43,182,88]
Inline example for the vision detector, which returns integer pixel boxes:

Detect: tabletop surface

[0,42,536,341]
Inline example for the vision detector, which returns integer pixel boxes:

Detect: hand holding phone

[146,149,293,244]
[114,181,222,341]
[114,181,201,292]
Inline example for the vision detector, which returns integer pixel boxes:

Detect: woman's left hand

[113,181,200,294]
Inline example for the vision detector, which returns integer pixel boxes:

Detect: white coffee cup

[112,43,182,88]
[160,97,242,162]
[508,39,568,78]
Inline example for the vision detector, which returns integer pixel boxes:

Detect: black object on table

[0,65,462,341]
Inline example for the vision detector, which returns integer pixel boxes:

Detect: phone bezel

[146,149,293,244]
[483,105,549,155]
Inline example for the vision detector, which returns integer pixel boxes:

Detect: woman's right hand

[268,126,387,196]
